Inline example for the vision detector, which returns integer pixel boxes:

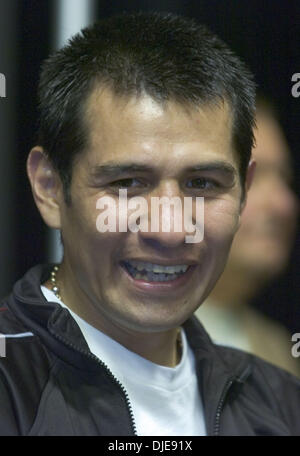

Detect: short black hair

[37,11,256,203]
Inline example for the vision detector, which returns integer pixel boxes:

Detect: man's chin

[108,300,195,334]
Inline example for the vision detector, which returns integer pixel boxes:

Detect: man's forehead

[71,86,240,184]
[84,85,234,140]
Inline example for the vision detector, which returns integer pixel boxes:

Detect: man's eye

[186,178,219,190]
[110,178,143,189]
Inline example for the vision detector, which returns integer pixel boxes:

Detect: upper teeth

[127,261,189,274]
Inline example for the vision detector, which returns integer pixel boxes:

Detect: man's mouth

[121,260,190,282]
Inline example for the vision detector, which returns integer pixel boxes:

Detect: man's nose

[138,181,189,249]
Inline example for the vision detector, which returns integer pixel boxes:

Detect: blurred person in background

[195,95,300,377]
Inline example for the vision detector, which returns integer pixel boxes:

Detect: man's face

[57,88,245,335]
[228,113,298,280]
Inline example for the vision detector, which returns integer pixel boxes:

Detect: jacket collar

[8,264,97,370]
[7,264,252,433]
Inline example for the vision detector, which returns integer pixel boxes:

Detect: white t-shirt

[41,286,206,436]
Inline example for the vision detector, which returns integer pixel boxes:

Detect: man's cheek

[204,202,241,241]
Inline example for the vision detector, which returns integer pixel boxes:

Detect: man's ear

[239,159,256,214]
[27,146,63,229]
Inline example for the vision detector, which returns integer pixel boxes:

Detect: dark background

[1,0,299,334]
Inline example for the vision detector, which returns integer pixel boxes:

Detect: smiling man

[0,12,300,436]
[40,92,243,366]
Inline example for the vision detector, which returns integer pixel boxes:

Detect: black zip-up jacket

[0,264,300,436]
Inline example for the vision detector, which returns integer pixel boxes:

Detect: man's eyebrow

[90,163,154,177]
[90,161,237,178]
[184,162,237,177]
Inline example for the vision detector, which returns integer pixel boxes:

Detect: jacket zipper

[49,329,138,435]
[213,378,235,436]
[213,365,252,436]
